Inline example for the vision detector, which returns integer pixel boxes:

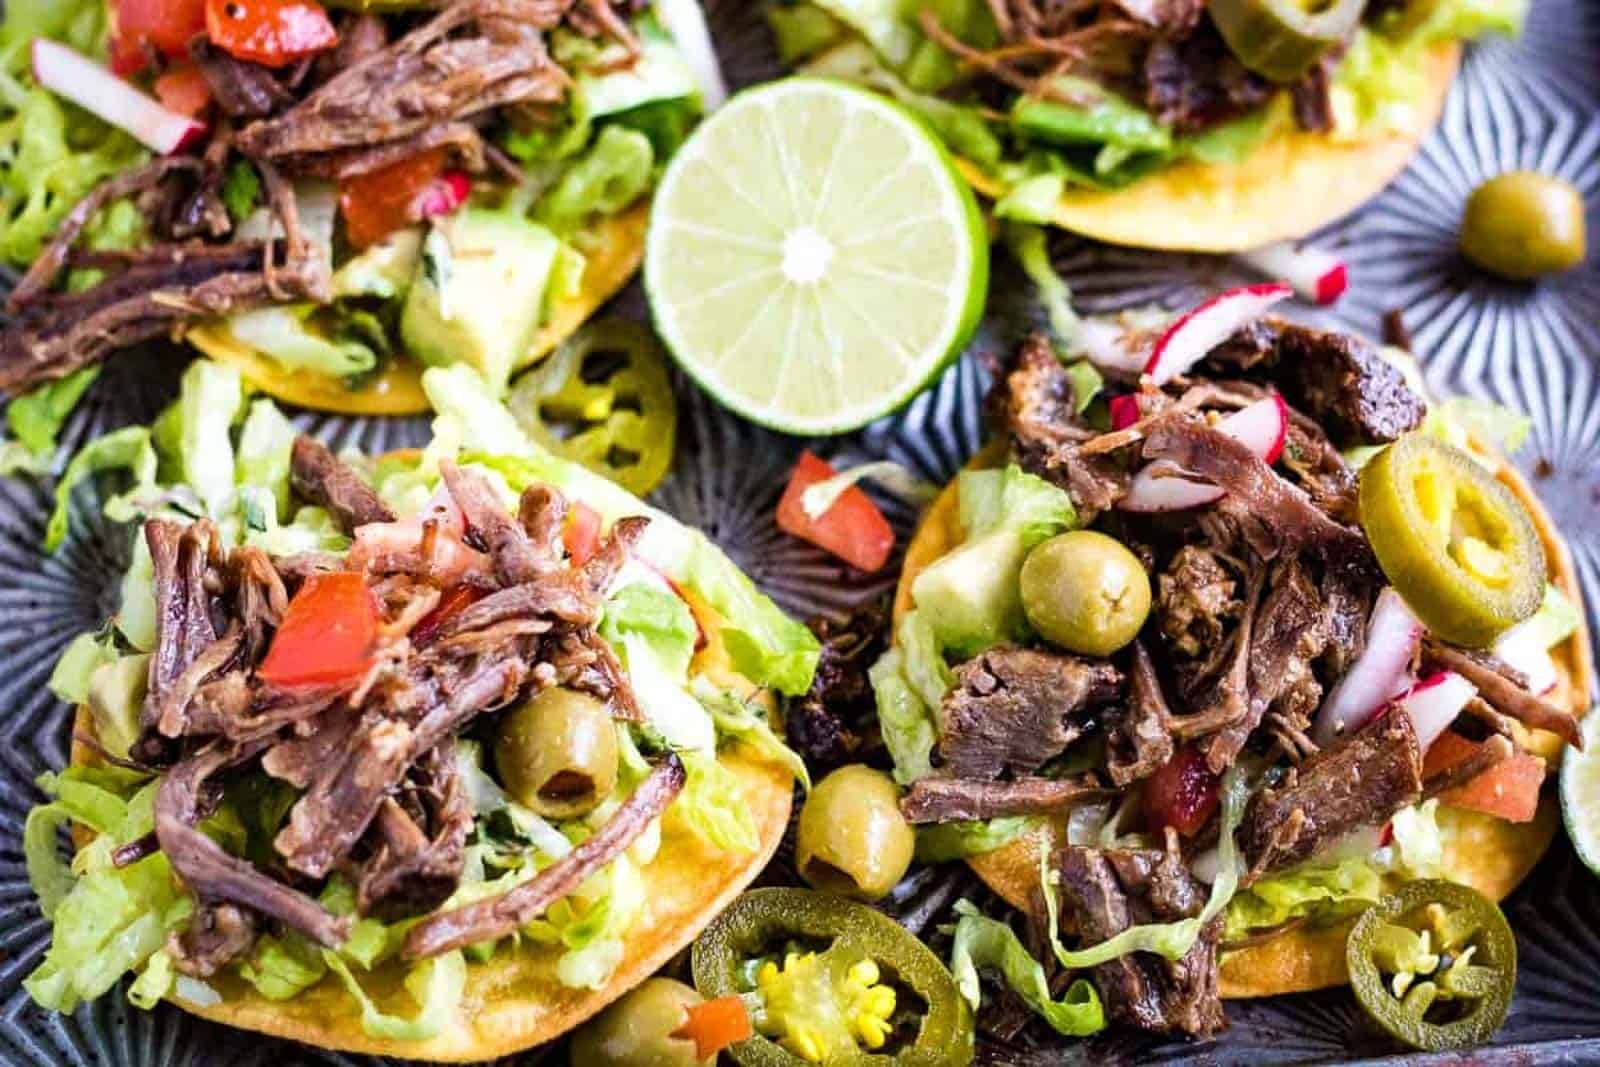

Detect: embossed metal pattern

[0,0,1594,1062]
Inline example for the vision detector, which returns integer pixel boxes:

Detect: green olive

[569,977,707,1067]
[1019,530,1151,656]
[1460,171,1587,280]
[494,687,618,819]
[795,765,914,902]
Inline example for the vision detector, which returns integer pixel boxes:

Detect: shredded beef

[1055,840,1226,1036]
[1290,54,1336,133]
[1142,19,1272,134]
[940,646,1121,780]
[193,38,293,119]
[442,461,551,585]
[1239,710,1422,879]
[1107,641,1175,786]
[1156,545,1239,658]
[290,436,396,531]
[156,742,350,947]
[1209,318,1427,445]
[902,775,1109,823]
[403,755,685,959]
[173,902,259,978]
[357,747,471,920]
[1001,335,1131,516]
[1280,411,1360,523]
[1421,638,1582,747]
[787,604,887,769]
[236,0,568,173]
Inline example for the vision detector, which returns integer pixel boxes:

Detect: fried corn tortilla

[893,433,1592,997]
[70,591,793,1060]
[957,44,1459,252]
[186,203,649,417]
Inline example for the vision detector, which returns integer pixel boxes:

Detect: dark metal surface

[0,0,1596,1062]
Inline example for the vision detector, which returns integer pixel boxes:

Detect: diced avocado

[333,227,423,301]
[87,653,150,760]
[400,210,561,392]
[910,528,1030,658]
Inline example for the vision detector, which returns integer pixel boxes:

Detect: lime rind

[645,77,988,436]
[1560,709,1600,878]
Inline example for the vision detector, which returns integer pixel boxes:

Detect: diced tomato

[410,585,487,648]
[671,996,753,1060]
[339,149,450,250]
[1422,731,1545,823]
[110,0,208,74]
[1144,745,1221,837]
[258,573,379,689]
[204,0,337,69]
[154,63,212,117]
[563,501,603,568]
[775,452,895,574]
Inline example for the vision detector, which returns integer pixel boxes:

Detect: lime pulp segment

[1561,709,1600,877]
[645,78,987,435]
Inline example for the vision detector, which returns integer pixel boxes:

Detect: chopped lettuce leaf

[1177,104,1278,165]
[960,463,1078,542]
[1329,28,1432,140]
[896,610,954,712]
[555,855,643,989]
[1390,0,1527,43]
[1003,222,1080,351]
[601,582,698,681]
[669,748,760,853]
[810,0,918,64]
[118,532,157,651]
[221,160,260,222]
[45,425,157,551]
[769,2,847,63]
[949,898,1106,1036]
[1523,583,1582,649]
[126,948,174,1009]
[581,20,699,118]
[1224,856,1383,940]
[235,398,296,526]
[617,630,716,751]
[5,366,98,470]
[1426,395,1533,456]
[916,816,1032,863]
[994,174,1065,224]
[240,933,327,1001]
[228,305,379,379]
[47,631,116,705]
[534,125,655,232]
[869,647,938,785]
[692,677,811,791]
[172,360,246,518]
[323,949,467,1042]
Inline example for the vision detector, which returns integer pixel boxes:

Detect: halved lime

[644,78,989,435]
[1560,710,1600,877]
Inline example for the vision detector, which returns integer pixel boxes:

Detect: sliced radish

[1109,394,1142,431]
[33,39,207,155]
[1239,241,1348,306]
[417,171,471,220]
[1398,672,1477,752]
[1312,588,1422,747]
[1493,620,1559,696]
[1119,395,1288,512]
[1078,318,1149,376]
[655,0,728,109]
[1142,283,1293,386]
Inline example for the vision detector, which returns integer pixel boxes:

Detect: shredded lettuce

[1224,857,1383,940]
[1425,395,1533,456]
[535,125,655,232]
[324,949,468,1042]
[769,2,847,63]
[868,647,939,785]
[47,631,116,705]
[1004,222,1080,350]
[240,933,327,1001]
[693,677,811,791]
[172,360,247,518]
[994,173,1065,224]
[948,899,1106,1036]
[235,398,297,526]
[228,305,379,380]
[2,367,99,474]
[670,748,760,853]
[1387,0,1527,43]
[808,0,918,65]
[896,610,954,712]
[601,582,698,680]
[45,425,157,551]
[916,816,1032,863]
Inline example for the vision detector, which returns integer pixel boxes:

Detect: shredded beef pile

[902,324,1581,1038]
[124,438,678,976]
[918,0,1361,137]
[0,0,644,395]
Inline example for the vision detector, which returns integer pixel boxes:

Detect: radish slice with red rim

[1312,588,1423,747]
[1238,241,1348,306]
[1143,283,1293,386]
[33,39,206,155]
[1119,395,1289,513]
[1398,671,1477,752]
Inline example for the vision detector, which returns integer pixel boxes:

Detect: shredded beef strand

[902,775,1111,823]
[1421,638,1582,748]
[403,754,686,959]
[442,460,549,585]
[290,435,396,531]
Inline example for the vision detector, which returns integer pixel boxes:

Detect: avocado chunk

[401,209,561,392]
[910,528,1031,658]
